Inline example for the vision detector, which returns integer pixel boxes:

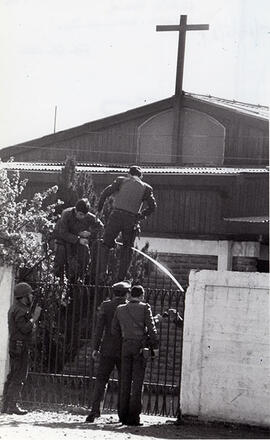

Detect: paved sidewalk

[0,410,269,439]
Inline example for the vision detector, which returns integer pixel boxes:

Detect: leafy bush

[0,160,59,270]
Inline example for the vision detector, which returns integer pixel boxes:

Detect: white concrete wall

[136,237,261,257]
[181,270,270,427]
[0,266,13,399]
[136,237,265,270]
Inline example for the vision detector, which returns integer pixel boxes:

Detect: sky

[0,0,269,149]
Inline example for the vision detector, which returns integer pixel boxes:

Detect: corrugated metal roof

[186,92,269,120]
[1,162,269,175]
[224,216,269,223]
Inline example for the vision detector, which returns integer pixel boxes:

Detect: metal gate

[21,255,185,417]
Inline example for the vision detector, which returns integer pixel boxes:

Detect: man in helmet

[1,282,42,415]
[85,281,131,423]
[97,166,157,282]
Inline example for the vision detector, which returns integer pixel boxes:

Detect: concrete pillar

[0,266,14,405]
[181,269,270,427]
[218,240,232,270]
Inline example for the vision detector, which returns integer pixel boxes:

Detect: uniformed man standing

[112,285,159,426]
[1,282,41,415]
[85,281,131,423]
[97,166,157,282]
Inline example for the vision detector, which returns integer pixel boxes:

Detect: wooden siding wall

[143,187,223,236]
[228,176,269,217]
[225,122,268,167]
[183,97,269,166]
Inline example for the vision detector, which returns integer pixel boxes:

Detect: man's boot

[6,403,28,415]
[85,412,99,423]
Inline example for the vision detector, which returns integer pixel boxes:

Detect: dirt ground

[0,410,269,440]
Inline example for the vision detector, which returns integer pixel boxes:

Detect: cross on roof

[156,15,209,95]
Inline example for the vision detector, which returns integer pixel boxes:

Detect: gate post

[0,266,14,409]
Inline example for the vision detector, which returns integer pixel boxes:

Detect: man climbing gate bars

[97,166,157,283]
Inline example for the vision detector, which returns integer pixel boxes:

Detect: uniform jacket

[111,299,159,349]
[93,297,127,357]
[8,301,34,344]
[54,207,103,245]
[97,176,157,218]
[53,208,103,272]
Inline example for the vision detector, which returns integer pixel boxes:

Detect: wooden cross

[156,15,209,95]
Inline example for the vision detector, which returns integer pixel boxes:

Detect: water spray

[116,241,184,292]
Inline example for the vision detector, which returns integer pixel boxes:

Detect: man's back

[93,297,126,357]
[113,300,158,349]
[98,175,156,218]
[114,176,151,214]
[112,285,159,426]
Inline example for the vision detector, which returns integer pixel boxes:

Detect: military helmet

[14,282,33,298]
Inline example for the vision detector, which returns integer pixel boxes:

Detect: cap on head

[75,198,90,214]
[130,285,145,298]
[112,281,131,296]
[14,282,32,298]
[129,166,142,178]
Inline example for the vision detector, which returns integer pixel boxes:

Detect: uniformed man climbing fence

[97,166,157,282]
[53,198,103,283]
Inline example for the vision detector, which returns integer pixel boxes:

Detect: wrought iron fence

[20,244,185,417]
[22,282,184,417]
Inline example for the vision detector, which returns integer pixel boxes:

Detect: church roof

[185,93,269,120]
[0,92,268,155]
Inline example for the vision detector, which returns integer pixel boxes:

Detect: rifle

[29,288,45,316]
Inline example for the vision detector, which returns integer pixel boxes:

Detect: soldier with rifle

[1,282,41,415]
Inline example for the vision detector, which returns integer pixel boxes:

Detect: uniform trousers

[99,210,137,281]
[3,340,30,408]
[54,242,90,283]
[91,355,121,417]
[119,339,146,424]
